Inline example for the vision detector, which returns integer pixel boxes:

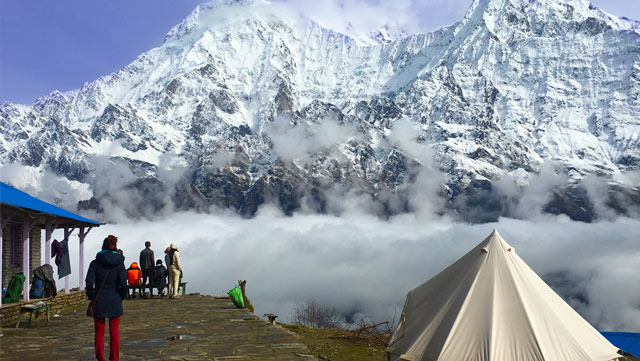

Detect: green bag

[227,285,245,308]
[3,272,26,304]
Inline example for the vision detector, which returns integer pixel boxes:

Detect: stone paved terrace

[0,294,317,361]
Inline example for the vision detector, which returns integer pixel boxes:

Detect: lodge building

[0,181,102,306]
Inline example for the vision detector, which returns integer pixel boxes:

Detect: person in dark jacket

[86,235,127,361]
[139,241,154,297]
[153,259,168,296]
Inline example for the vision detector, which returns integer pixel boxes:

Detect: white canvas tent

[387,230,621,361]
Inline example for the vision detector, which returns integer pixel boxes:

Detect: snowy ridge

[0,0,639,222]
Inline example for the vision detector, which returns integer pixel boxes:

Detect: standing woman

[86,235,127,361]
[166,243,182,299]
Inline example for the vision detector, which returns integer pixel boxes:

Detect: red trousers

[94,316,120,361]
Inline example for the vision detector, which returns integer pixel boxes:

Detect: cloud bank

[55,209,640,332]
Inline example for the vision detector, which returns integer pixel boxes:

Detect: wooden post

[23,222,30,301]
[23,218,36,301]
[78,227,92,291]
[63,227,75,294]
[238,279,254,312]
[45,222,55,265]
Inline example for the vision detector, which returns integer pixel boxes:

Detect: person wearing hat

[165,243,181,299]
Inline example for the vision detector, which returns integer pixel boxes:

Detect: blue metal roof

[601,332,640,357]
[0,182,101,226]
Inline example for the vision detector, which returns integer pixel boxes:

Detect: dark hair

[156,259,163,265]
[145,241,151,248]
[102,235,118,251]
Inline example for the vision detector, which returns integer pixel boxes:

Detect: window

[9,225,19,267]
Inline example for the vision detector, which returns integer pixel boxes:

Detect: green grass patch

[282,324,388,361]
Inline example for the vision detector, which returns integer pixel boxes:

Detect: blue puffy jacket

[85,250,127,318]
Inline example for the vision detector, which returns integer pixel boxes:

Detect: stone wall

[0,291,87,326]
[2,226,42,289]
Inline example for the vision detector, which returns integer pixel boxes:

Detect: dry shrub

[291,299,342,329]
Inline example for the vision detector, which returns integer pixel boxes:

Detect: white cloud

[271,0,471,38]
[0,163,93,210]
[56,210,640,332]
[195,0,471,44]
[208,149,235,170]
[265,115,361,162]
[387,118,446,217]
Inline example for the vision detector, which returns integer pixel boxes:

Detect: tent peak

[480,229,514,253]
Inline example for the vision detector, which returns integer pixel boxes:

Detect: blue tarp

[0,182,101,225]
[601,332,640,357]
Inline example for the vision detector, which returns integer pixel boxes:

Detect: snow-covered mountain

[1,0,639,222]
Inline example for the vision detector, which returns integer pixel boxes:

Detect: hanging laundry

[51,239,64,266]
[57,238,72,279]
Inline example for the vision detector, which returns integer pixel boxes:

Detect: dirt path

[0,294,316,361]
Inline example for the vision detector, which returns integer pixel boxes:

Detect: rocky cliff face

[1,0,639,222]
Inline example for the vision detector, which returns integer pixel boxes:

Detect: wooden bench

[126,282,187,298]
[16,302,50,328]
[263,313,278,325]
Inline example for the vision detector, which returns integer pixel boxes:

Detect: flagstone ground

[0,294,316,361]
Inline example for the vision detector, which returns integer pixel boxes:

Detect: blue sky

[1,0,639,104]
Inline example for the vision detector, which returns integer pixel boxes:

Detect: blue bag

[30,276,44,298]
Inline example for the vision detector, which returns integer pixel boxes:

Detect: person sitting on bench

[126,262,142,298]
[153,259,168,296]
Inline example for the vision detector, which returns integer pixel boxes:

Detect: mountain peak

[162,0,408,46]
[464,0,639,33]
[1,0,639,222]
[164,0,265,42]
[450,0,640,44]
